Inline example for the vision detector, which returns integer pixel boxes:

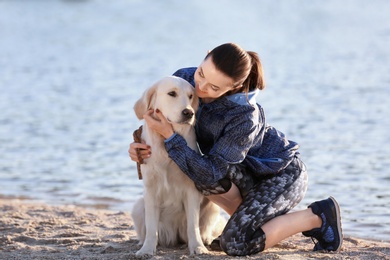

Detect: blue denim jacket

[164,67,299,186]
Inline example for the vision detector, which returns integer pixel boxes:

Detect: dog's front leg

[136,191,159,256]
[185,193,209,255]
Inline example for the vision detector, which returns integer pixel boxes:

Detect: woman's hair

[205,43,265,92]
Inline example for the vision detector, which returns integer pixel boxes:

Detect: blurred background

[0,0,389,241]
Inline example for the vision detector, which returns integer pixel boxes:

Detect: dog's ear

[133,82,158,120]
[191,91,199,113]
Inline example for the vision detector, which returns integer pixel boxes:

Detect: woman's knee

[219,227,266,256]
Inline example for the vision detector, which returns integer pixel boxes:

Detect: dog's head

[134,76,199,126]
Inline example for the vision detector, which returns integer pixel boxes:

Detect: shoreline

[1,199,389,260]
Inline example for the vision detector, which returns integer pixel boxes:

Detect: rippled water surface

[0,0,389,241]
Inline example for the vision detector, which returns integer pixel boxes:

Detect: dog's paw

[190,245,209,255]
[202,235,214,246]
[135,246,156,257]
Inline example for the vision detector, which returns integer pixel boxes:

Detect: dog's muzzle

[179,108,195,124]
[182,108,194,119]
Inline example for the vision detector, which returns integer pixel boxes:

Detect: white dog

[131,76,225,256]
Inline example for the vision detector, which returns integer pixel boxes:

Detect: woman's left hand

[143,109,175,139]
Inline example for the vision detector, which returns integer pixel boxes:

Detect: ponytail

[243,51,265,91]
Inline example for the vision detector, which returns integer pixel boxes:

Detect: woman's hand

[143,109,175,139]
[128,142,151,163]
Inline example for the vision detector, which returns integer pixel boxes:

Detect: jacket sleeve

[172,67,196,86]
[164,110,262,186]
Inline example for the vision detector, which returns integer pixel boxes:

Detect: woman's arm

[146,110,260,187]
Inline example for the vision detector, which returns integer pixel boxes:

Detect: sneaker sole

[329,196,343,251]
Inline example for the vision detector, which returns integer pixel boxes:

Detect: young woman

[129,43,343,256]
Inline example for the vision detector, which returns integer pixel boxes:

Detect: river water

[0,0,389,241]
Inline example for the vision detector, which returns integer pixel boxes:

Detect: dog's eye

[168,91,177,97]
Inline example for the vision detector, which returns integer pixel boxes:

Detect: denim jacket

[164,67,299,186]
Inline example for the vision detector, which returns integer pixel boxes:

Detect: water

[0,0,389,241]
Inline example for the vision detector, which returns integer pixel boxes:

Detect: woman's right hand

[128,142,151,163]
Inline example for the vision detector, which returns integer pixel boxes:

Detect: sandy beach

[0,199,389,260]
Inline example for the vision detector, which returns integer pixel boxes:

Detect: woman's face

[194,57,235,102]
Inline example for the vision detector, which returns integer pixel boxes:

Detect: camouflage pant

[194,163,256,198]
[197,157,308,256]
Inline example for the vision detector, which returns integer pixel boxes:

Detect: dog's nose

[182,108,194,118]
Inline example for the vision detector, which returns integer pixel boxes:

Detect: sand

[0,199,389,260]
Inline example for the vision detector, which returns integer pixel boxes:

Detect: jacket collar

[226,89,258,106]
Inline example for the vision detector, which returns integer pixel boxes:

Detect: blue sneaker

[302,196,343,252]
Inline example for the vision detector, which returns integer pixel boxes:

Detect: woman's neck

[201,98,215,104]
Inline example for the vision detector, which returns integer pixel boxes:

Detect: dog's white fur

[131,76,225,256]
